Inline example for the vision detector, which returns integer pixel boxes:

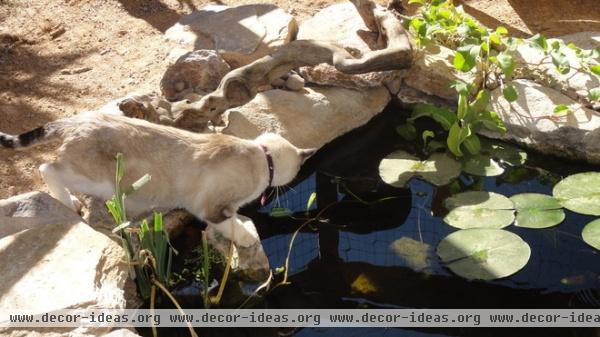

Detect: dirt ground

[0,0,599,200]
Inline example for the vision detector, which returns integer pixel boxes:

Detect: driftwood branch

[171,0,413,130]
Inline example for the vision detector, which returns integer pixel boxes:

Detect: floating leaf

[444,191,514,229]
[510,193,565,229]
[462,154,504,177]
[553,172,600,216]
[379,150,461,187]
[582,219,600,250]
[437,228,531,280]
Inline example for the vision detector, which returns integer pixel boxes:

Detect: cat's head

[255,133,316,186]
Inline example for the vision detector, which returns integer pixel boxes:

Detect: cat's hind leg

[39,163,80,212]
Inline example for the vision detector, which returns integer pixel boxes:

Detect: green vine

[403,0,600,157]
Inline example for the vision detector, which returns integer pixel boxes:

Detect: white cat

[1,112,315,246]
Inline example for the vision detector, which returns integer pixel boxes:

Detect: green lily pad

[444,191,515,229]
[582,219,600,250]
[462,154,505,176]
[379,150,461,187]
[553,172,600,216]
[510,193,565,229]
[437,228,531,280]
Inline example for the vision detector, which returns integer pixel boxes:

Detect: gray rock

[164,4,297,68]
[161,50,231,101]
[296,3,405,90]
[0,191,82,239]
[222,86,391,149]
[0,222,129,336]
[482,79,600,164]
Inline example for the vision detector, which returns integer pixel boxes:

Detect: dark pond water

[147,104,600,337]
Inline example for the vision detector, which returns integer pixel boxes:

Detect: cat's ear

[299,148,317,163]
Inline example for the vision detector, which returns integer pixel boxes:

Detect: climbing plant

[403,0,600,157]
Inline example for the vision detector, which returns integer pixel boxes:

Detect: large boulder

[0,222,130,336]
[222,86,391,149]
[0,191,82,239]
[164,4,297,68]
[402,44,479,103]
[296,2,404,90]
[160,50,231,101]
[482,79,600,164]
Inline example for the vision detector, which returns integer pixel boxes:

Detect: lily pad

[437,228,531,280]
[582,219,600,250]
[510,193,565,229]
[553,172,600,216]
[444,191,514,229]
[379,150,461,187]
[462,154,504,176]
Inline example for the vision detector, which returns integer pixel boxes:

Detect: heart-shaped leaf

[582,219,600,250]
[444,191,515,229]
[510,193,565,228]
[379,150,461,187]
[437,228,531,280]
[553,172,600,216]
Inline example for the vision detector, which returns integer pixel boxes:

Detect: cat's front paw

[210,215,260,248]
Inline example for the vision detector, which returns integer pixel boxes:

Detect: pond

[149,103,600,337]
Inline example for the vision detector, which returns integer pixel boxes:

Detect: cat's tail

[0,121,62,150]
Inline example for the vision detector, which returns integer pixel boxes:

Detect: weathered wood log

[170,0,413,130]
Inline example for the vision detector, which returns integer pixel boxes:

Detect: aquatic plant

[105,153,197,337]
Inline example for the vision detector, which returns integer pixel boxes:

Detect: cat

[0,112,315,245]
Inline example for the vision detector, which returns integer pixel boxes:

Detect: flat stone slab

[0,191,83,239]
[222,86,391,149]
[483,79,600,164]
[165,4,297,68]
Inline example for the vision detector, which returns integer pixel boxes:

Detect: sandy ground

[0,0,598,200]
